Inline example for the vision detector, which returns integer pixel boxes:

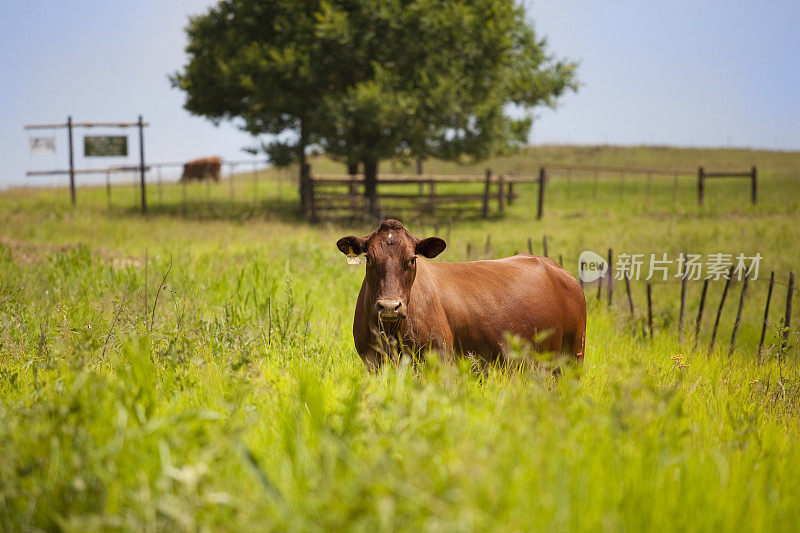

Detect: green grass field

[2,145,800,531]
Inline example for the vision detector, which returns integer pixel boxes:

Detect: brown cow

[337,219,586,370]
[181,157,222,182]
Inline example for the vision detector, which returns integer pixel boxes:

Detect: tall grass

[1,146,800,531]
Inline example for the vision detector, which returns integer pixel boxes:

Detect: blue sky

[1,0,798,189]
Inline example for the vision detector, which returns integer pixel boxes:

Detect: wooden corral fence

[302,167,514,221]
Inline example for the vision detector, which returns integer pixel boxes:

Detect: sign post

[67,116,75,206]
[138,115,146,213]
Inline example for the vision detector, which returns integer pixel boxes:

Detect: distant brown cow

[181,157,221,182]
[336,219,586,370]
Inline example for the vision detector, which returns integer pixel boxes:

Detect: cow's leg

[359,350,384,372]
[562,328,585,361]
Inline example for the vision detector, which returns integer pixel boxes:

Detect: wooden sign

[84,135,128,157]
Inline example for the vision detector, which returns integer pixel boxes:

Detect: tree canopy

[171,0,578,216]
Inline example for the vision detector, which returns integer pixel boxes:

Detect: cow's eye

[409,256,416,268]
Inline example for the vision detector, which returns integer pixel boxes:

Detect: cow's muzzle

[376,299,406,322]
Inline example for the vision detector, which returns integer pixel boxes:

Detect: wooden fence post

[310,168,317,222]
[527,237,533,255]
[537,167,546,220]
[137,141,150,210]
[678,272,688,338]
[751,166,758,204]
[646,282,653,338]
[300,163,310,217]
[625,274,634,316]
[729,275,749,357]
[694,279,709,350]
[708,269,734,355]
[542,235,548,258]
[507,180,515,205]
[498,174,506,213]
[428,179,436,216]
[697,166,705,207]
[301,164,317,222]
[597,274,603,301]
[782,272,795,351]
[607,248,613,307]
[481,169,492,218]
[349,177,358,215]
[67,115,76,206]
[757,271,774,363]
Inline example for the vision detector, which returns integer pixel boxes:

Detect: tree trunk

[347,160,358,199]
[416,157,423,175]
[363,159,379,219]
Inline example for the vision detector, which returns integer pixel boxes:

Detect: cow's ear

[415,237,446,258]
[336,236,366,255]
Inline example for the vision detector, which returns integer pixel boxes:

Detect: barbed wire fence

[459,233,797,361]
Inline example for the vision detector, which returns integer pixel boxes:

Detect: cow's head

[337,220,446,323]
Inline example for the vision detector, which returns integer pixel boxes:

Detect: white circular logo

[578,250,608,282]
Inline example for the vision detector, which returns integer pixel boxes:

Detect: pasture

[1,145,800,531]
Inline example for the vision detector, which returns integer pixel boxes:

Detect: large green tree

[172,0,577,217]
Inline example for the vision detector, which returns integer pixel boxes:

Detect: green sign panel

[84,135,128,157]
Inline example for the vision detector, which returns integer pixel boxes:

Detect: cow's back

[410,254,585,360]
